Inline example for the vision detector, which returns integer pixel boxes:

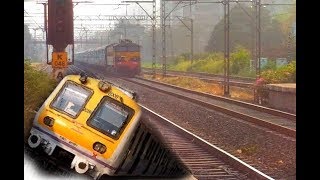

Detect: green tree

[108,20,145,44]
[272,1,296,60]
[205,4,286,59]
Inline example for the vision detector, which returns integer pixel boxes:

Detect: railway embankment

[24,61,57,142]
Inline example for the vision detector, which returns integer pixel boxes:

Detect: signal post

[44,0,74,80]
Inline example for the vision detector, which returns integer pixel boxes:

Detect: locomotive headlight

[43,116,55,127]
[98,81,111,92]
[93,142,107,154]
[79,72,88,84]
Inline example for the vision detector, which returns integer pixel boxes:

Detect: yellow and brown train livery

[27,74,141,179]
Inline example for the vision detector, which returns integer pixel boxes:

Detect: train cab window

[127,46,139,52]
[115,46,127,52]
[51,81,92,118]
[87,97,134,139]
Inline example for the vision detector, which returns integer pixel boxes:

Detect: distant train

[27,74,186,179]
[75,39,141,76]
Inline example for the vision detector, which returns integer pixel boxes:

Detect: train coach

[27,74,187,179]
[75,39,141,76]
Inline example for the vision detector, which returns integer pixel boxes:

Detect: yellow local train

[27,74,187,179]
[27,74,141,179]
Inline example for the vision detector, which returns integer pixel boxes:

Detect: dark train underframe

[26,120,189,179]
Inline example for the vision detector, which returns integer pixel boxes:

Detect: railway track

[140,105,274,180]
[61,64,280,179]
[70,63,295,179]
[136,77,296,119]
[117,77,295,139]
[71,63,296,139]
[30,66,295,179]
[142,68,255,88]
[24,104,274,180]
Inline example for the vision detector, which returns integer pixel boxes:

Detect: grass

[141,61,163,69]
[24,60,57,142]
[143,74,254,102]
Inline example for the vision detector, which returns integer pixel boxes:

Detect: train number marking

[107,91,123,101]
[83,108,92,114]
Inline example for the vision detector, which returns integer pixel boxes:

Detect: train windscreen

[87,97,134,138]
[51,81,92,117]
[127,46,139,52]
[115,45,139,52]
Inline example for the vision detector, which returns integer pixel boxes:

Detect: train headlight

[79,73,88,84]
[43,116,55,127]
[98,81,111,92]
[93,142,107,154]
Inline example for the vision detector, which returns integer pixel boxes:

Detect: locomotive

[27,74,187,179]
[75,39,141,76]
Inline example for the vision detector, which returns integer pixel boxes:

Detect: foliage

[153,76,224,96]
[272,2,296,35]
[261,61,296,83]
[24,60,57,141]
[236,67,256,77]
[183,52,224,73]
[206,4,286,58]
[230,45,251,74]
[169,60,192,71]
[108,20,145,44]
[141,62,162,69]
[170,48,256,77]
[190,58,224,74]
[262,59,277,70]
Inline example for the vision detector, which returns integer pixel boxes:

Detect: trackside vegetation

[24,60,57,141]
[142,46,296,84]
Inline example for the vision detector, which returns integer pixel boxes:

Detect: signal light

[79,73,87,84]
[56,20,64,32]
[93,142,107,154]
[43,116,55,127]
[47,0,74,50]
[98,81,111,92]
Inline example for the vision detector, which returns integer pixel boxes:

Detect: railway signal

[44,0,74,80]
[48,0,74,51]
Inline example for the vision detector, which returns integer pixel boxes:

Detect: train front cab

[27,74,141,179]
[116,43,141,75]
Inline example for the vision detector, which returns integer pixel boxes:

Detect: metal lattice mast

[152,0,156,77]
[226,0,230,96]
[191,18,193,65]
[223,0,230,96]
[257,0,261,78]
[161,0,166,76]
[251,0,255,71]
[123,0,157,77]
[42,3,49,64]
[254,0,261,79]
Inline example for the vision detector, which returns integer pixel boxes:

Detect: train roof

[106,39,141,48]
[75,46,106,54]
[106,43,118,48]
[75,39,140,54]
